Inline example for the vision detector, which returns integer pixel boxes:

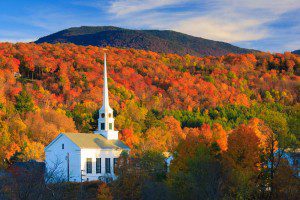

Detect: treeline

[106,130,299,200]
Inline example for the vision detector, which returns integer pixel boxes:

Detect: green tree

[70,102,98,132]
[15,89,34,114]
[144,110,163,131]
[115,100,147,133]
[113,151,168,200]
[140,151,166,181]
[112,152,148,200]
[168,144,223,200]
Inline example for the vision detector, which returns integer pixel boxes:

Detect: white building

[45,54,130,182]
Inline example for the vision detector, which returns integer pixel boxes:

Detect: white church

[45,54,130,182]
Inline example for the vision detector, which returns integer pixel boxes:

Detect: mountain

[292,50,300,55]
[35,26,255,56]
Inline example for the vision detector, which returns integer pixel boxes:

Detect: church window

[101,113,105,118]
[86,158,92,174]
[96,158,101,173]
[101,123,105,130]
[109,123,113,130]
[113,158,118,167]
[109,113,112,118]
[105,158,111,173]
[62,144,64,149]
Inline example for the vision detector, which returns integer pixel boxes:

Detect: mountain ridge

[292,49,300,55]
[35,26,256,57]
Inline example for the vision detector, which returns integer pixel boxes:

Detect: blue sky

[0,0,299,52]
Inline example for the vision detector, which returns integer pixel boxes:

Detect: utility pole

[80,169,85,200]
[66,153,70,182]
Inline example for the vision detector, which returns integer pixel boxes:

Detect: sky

[0,0,299,52]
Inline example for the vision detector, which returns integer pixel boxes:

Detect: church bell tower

[94,53,119,140]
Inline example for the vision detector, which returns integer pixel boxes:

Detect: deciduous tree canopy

[0,42,298,174]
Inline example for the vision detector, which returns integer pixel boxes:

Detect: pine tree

[15,89,34,114]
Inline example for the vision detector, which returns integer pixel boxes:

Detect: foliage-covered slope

[0,42,299,166]
[35,26,255,56]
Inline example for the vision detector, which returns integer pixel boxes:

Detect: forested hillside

[0,42,299,198]
[35,26,254,56]
[0,42,299,158]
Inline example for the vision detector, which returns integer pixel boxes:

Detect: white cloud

[173,14,269,42]
[0,38,36,43]
[227,0,300,15]
[0,30,37,43]
[283,41,300,52]
[106,0,300,45]
[109,0,187,15]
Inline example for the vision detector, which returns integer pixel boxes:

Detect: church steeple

[102,53,111,112]
[94,53,119,140]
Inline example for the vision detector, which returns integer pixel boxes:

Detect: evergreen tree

[15,89,34,114]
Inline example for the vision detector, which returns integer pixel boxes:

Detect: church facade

[45,54,130,182]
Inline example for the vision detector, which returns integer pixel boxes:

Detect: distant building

[8,160,45,181]
[45,54,130,183]
[13,72,21,78]
[281,148,300,177]
[163,152,173,172]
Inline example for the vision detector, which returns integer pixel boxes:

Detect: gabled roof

[62,132,130,150]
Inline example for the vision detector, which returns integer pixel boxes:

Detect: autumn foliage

[0,42,299,169]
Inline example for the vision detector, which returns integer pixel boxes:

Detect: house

[45,54,130,183]
[7,160,45,184]
[163,152,173,172]
[281,148,300,177]
[8,160,45,178]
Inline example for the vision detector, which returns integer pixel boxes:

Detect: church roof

[62,133,130,150]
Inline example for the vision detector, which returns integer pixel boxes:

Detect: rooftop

[62,132,130,150]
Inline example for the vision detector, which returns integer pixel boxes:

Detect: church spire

[100,53,112,113]
[94,53,119,140]
[102,53,110,110]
